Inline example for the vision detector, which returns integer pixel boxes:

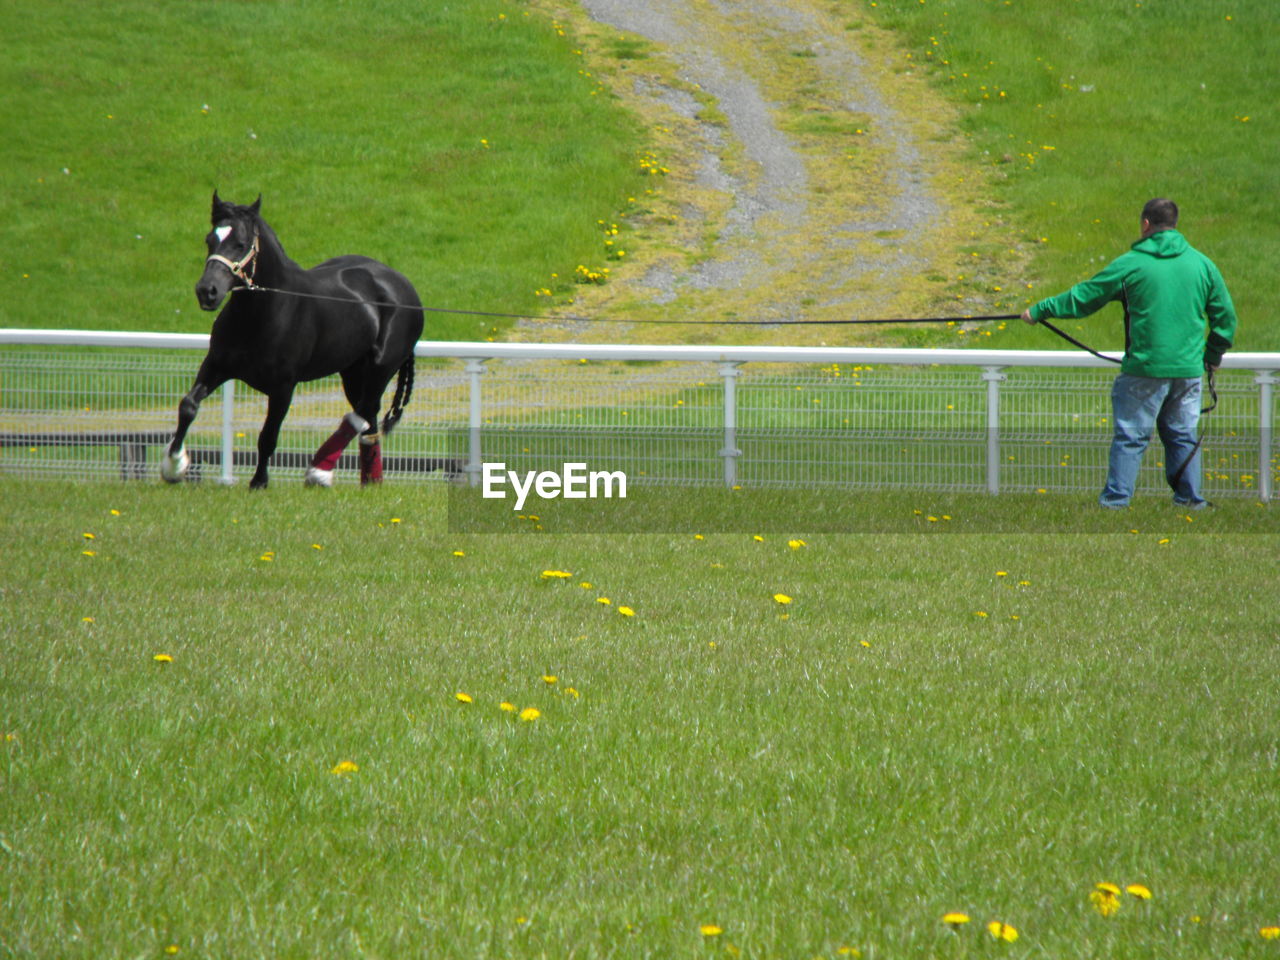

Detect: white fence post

[982,366,1007,495]
[1257,370,1276,502]
[464,358,486,488]
[719,362,742,488]
[220,381,235,485]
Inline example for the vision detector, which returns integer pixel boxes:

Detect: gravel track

[577,0,942,313]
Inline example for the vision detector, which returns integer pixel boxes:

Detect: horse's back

[310,256,423,360]
[314,256,420,309]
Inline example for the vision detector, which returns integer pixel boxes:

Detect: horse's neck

[253,220,305,286]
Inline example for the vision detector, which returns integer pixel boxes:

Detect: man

[1021,199,1237,508]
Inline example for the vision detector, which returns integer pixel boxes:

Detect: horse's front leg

[162,364,225,483]
[249,384,297,490]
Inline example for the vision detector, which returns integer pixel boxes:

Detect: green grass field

[3,480,1279,958]
[5,1,1280,957]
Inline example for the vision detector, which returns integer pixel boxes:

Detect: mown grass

[1,0,646,339]
[2,479,1278,958]
[861,0,1280,351]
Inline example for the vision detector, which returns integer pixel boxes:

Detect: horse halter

[205,228,260,289]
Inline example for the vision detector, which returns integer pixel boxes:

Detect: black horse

[162,192,424,488]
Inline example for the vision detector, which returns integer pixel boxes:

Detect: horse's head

[195,191,262,311]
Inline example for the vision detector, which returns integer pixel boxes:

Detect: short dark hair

[1142,198,1179,228]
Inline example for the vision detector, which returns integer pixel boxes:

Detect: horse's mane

[244,208,301,274]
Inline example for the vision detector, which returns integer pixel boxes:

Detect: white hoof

[304,466,334,487]
[160,448,189,483]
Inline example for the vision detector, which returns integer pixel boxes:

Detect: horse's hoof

[159,449,189,483]
[304,466,334,487]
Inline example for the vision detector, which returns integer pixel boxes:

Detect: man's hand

[1021,309,1037,325]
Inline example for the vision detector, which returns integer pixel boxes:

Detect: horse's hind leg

[358,430,383,485]
[305,411,370,487]
[340,367,388,486]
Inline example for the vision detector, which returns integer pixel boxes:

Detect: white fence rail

[2,329,1277,500]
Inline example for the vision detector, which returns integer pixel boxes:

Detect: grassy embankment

[0,0,648,340]
[862,0,1279,351]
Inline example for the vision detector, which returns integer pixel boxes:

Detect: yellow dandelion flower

[331,760,359,775]
[82,532,95,540]
[987,921,1018,942]
[943,913,970,928]
[153,654,173,663]
[579,581,593,589]
[1095,883,1122,896]
[1260,927,1280,940]
[82,550,96,557]
[452,550,465,557]
[996,570,1008,577]
[519,707,541,721]
[618,606,635,617]
[165,946,180,955]
[564,687,580,698]
[700,924,723,937]
[542,675,558,685]
[82,616,95,623]
[773,593,792,605]
[1126,884,1152,900]
[390,517,401,524]
[752,534,764,542]
[500,702,517,712]
[597,597,611,605]
[455,692,474,704]
[974,611,988,617]
[860,640,871,648]
[787,539,806,549]
[694,534,705,540]
[1090,889,1120,917]
[311,543,323,550]
[541,570,573,579]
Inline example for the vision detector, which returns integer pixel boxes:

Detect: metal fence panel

[1,334,1276,499]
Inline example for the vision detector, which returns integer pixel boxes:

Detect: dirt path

[516,0,1024,347]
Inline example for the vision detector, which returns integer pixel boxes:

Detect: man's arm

[1203,261,1237,371]
[1021,257,1130,325]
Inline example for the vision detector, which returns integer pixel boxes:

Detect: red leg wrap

[311,419,358,471]
[359,435,383,485]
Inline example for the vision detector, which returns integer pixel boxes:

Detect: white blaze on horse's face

[214,224,233,244]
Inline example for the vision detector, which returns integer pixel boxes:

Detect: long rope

[237,283,1018,327]
[1036,317,1121,364]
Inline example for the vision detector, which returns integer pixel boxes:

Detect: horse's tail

[381,356,415,436]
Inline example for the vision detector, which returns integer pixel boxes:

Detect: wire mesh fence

[1,340,1276,499]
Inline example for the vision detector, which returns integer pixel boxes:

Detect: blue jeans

[1100,373,1204,508]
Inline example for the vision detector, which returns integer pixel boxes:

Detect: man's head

[1141,197,1178,236]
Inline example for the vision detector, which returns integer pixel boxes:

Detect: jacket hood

[1131,228,1189,258]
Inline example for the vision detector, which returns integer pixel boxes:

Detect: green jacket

[1030,229,1237,377]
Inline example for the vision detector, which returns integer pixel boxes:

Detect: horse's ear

[250,195,262,216]
[211,190,228,221]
